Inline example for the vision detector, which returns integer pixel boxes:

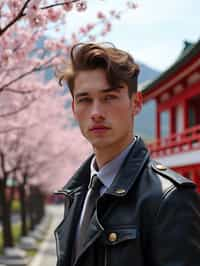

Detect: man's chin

[91,140,112,150]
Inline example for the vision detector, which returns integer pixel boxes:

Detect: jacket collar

[106,136,150,196]
[60,136,150,197]
[60,154,94,196]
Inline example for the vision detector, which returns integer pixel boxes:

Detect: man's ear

[132,92,143,115]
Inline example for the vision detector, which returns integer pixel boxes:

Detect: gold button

[156,164,167,170]
[115,188,126,194]
[108,232,117,242]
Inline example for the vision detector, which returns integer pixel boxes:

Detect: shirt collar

[90,138,136,189]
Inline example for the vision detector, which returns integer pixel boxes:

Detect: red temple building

[142,40,200,192]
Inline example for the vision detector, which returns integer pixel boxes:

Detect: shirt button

[108,232,117,242]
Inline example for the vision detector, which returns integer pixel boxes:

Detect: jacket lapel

[74,208,104,264]
[55,188,86,265]
[105,137,150,197]
[55,156,93,265]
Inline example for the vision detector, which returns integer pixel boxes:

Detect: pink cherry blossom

[127,1,139,9]
[47,8,62,22]
[28,10,47,27]
[27,0,42,17]
[63,2,73,12]
[86,23,95,31]
[76,1,87,12]
[97,11,106,19]
[8,0,21,11]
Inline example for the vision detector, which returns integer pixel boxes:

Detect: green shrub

[11,200,21,213]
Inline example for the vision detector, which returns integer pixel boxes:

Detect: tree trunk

[19,184,27,236]
[36,188,45,223]
[8,183,15,211]
[0,180,14,248]
[28,186,36,230]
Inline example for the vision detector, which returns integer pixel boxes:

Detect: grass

[11,200,21,213]
[0,230,2,254]
[0,199,21,253]
[0,223,39,257]
[0,223,21,254]
[26,249,37,257]
[0,213,53,258]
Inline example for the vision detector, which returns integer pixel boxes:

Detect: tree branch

[0,62,54,94]
[0,122,40,135]
[0,0,31,36]
[41,0,80,10]
[0,0,80,37]
[0,96,38,118]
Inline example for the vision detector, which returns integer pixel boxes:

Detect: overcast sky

[51,0,200,71]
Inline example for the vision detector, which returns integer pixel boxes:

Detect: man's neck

[94,137,134,169]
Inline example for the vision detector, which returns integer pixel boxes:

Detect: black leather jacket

[55,137,200,266]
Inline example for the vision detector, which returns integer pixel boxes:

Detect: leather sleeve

[151,187,200,266]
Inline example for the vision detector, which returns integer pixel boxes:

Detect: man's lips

[89,126,110,131]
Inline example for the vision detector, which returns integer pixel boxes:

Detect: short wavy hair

[59,42,140,97]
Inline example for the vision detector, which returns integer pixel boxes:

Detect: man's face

[72,69,140,152]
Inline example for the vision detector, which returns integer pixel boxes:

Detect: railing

[148,124,200,157]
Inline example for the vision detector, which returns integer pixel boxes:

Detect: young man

[55,43,200,266]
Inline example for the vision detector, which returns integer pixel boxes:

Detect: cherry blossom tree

[0,0,138,98]
[0,76,92,246]
[0,0,138,249]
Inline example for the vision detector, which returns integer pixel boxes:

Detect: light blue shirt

[90,138,136,195]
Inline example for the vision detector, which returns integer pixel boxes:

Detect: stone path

[29,204,64,266]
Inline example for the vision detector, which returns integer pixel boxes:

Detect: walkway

[29,204,64,266]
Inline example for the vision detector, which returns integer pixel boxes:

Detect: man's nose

[90,101,105,121]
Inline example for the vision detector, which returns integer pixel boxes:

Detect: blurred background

[0,0,199,265]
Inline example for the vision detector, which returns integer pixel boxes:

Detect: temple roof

[142,39,200,96]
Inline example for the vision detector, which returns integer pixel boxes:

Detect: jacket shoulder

[150,160,196,188]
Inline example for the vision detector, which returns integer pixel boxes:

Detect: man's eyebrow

[101,87,122,93]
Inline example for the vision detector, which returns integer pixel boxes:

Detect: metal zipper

[104,246,108,266]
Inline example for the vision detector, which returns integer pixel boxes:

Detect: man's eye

[104,95,117,101]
